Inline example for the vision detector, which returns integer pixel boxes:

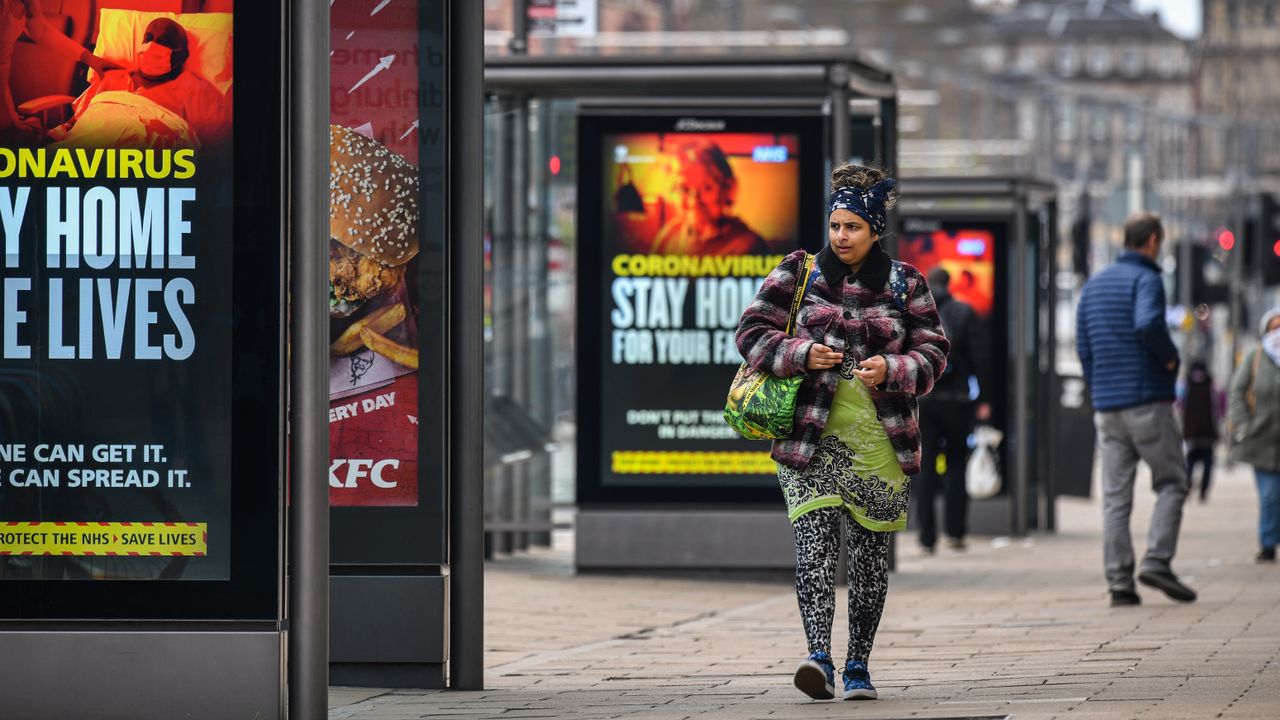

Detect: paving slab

[332,462,1280,719]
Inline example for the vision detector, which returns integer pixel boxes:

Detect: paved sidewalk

[331,461,1280,719]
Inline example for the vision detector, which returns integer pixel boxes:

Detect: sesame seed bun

[329,124,420,267]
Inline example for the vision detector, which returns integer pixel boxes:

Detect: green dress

[778,371,911,532]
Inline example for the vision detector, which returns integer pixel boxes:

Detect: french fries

[359,326,419,370]
[330,303,407,355]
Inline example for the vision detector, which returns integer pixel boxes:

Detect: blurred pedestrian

[1227,308,1280,563]
[1076,213,1195,607]
[915,266,991,553]
[737,163,949,701]
[1179,360,1222,503]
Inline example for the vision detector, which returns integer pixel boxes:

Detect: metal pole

[491,100,514,555]
[449,0,486,692]
[1012,193,1031,537]
[288,0,330,716]
[830,63,850,166]
[511,0,528,54]
[529,99,554,547]
[512,96,531,551]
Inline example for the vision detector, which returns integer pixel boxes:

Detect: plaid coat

[735,243,950,475]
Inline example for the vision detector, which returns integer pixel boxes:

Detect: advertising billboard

[898,217,1007,422]
[327,0,445,566]
[578,111,823,503]
[328,0,423,509]
[898,222,998,319]
[0,2,282,619]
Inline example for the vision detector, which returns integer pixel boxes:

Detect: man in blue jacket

[1077,213,1196,607]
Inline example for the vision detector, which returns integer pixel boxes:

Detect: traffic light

[1261,194,1280,287]
[1186,242,1230,305]
[1217,228,1236,251]
[1244,193,1280,287]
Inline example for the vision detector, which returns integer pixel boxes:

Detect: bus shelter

[895,177,1063,536]
[486,53,899,570]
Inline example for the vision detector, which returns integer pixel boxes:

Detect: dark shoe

[1257,547,1276,563]
[947,537,967,551]
[920,544,936,556]
[841,660,878,700]
[1138,570,1197,602]
[793,651,835,700]
[1110,589,1141,606]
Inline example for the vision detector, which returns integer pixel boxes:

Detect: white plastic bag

[966,425,1003,500]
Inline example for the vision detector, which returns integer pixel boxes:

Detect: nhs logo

[751,145,789,163]
[957,238,988,257]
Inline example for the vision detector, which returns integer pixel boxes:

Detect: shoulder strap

[1247,347,1262,416]
[785,253,816,336]
[889,261,908,311]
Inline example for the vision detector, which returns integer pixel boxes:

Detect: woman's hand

[806,343,843,371]
[851,355,887,387]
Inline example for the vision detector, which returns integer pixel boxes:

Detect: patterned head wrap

[828,178,897,236]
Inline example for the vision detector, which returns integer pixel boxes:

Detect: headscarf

[1261,307,1280,367]
[828,178,896,236]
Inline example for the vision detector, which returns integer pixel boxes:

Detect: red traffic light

[1217,228,1236,251]
[1273,238,1280,257]
[549,155,561,175]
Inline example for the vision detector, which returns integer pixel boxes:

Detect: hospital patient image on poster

[605,132,801,257]
[0,2,232,150]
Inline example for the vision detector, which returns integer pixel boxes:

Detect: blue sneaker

[842,660,877,700]
[793,651,835,700]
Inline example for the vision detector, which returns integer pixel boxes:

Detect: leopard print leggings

[793,506,891,663]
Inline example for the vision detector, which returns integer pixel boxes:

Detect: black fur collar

[815,241,891,292]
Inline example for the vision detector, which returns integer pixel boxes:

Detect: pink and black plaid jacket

[735,244,950,475]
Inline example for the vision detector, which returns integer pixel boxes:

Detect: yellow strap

[784,253,815,337]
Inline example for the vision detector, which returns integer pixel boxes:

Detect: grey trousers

[1095,401,1190,592]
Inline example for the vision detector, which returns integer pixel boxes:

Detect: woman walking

[1180,360,1222,503]
[735,164,949,700]
[1228,308,1280,563]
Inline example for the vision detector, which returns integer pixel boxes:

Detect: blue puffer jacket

[1076,252,1179,411]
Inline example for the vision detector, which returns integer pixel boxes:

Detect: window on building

[1017,46,1038,74]
[1158,48,1178,78]
[1056,101,1077,141]
[1057,46,1080,76]
[1125,109,1144,142]
[1121,48,1144,78]
[982,46,1005,73]
[1087,47,1112,76]
[1090,107,1109,142]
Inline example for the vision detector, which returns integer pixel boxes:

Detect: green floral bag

[724,254,816,440]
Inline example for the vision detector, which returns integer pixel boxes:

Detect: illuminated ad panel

[0,3,238,580]
[898,221,999,320]
[328,0,423,508]
[579,112,823,501]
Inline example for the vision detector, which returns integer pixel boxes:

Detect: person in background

[0,0,107,135]
[1076,212,1195,607]
[1227,308,1280,563]
[915,266,991,553]
[1178,360,1222,503]
[737,163,948,702]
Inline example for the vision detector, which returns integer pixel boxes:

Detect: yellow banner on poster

[0,522,207,556]
[611,451,775,475]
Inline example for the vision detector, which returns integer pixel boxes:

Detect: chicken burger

[329,124,420,319]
